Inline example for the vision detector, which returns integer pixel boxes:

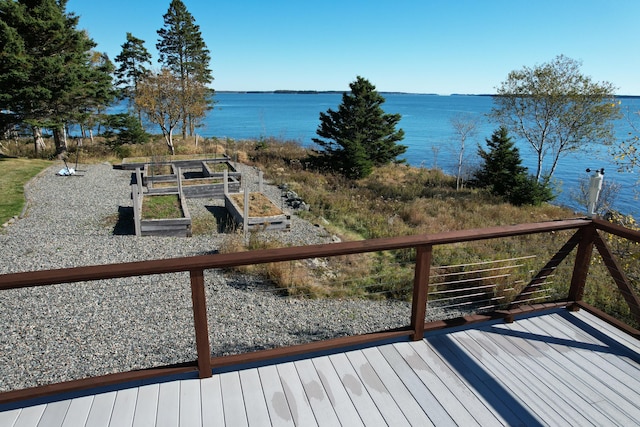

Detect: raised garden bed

[225,192,291,231]
[132,185,192,237]
[146,172,241,198]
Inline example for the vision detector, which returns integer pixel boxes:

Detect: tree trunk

[52,126,67,155]
[32,126,46,155]
[89,129,94,144]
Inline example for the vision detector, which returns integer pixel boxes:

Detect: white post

[177,167,183,197]
[243,186,249,237]
[259,170,264,193]
[587,168,604,218]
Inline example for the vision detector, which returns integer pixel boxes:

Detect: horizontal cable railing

[2,217,640,405]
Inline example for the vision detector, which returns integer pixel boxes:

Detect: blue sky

[66,0,640,95]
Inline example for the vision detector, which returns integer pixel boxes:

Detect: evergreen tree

[156,0,213,139]
[312,76,406,179]
[114,33,151,123]
[0,0,114,155]
[474,126,553,206]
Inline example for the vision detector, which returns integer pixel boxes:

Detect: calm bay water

[196,92,639,217]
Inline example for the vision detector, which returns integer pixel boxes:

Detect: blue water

[139,92,638,217]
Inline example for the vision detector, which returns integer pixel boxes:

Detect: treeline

[0,0,213,156]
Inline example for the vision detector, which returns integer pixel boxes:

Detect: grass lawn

[0,156,52,225]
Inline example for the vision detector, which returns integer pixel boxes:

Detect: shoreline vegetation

[1,137,638,327]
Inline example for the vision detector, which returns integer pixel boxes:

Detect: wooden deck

[2,307,639,426]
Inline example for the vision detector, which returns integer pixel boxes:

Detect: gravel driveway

[0,162,414,392]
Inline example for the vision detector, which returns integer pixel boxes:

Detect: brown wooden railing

[1,217,639,405]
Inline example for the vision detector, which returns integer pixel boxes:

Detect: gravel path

[0,162,419,392]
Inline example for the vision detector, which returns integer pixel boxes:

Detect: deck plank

[238,368,271,427]
[85,392,116,427]
[345,350,410,426]
[571,309,640,354]
[517,315,640,421]
[200,375,225,425]
[310,356,364,427]
[257,365,294,427]
[61,396,93,427]
[326,353,388,426]
[275,362,317,426]
[387,342,490,426]
[12,405,45,427]
[0,408,21,427]
[156,381,180,427]
[179,379,202,427]
[220,371,248,427]
[471,323,600,426]
[361,346,436,426]
[293,359,340,427]
[109,388,137,427]
[131,384,159,427]
[37,400,70,427]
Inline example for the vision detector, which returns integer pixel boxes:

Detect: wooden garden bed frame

[225,190,291,232]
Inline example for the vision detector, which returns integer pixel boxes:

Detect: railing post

[411,245,432,341]
[190,269,212,378]
[568,224,596,308]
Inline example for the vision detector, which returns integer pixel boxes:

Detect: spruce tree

[474,126,553,206]
[312,76,406,179]
[114,33,152,124]
[156,0,213,139]
[0,0,114,155]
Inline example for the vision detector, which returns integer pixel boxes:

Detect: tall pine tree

[312,76,406,179]
[156,0,212,139]
[0,0,114,155]
[114,33,152,124]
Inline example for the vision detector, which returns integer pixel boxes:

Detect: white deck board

[178,379,202,427]
[257,365,294,427]
[238,368,271,427]
[275,362,317,426]
[61,395,93,427]
[326,353,387,426]
[292,359,340,427]
[220,371,248,427]
[310,356,364,427]
[131,384,159,427]
[84,391,116,427]
[200,375,225,425]
[3,308,640,427]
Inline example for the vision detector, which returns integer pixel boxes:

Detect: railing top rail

[0,218,591,291]
[593,217,640,243]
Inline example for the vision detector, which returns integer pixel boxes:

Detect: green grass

[0,156,52,225]
[141,194,183,219]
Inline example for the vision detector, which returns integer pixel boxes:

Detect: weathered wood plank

[219,372,248,427]
[257,365,295,427]
[132,384,159,427]
[571,309,640,354]
[238,368,271,427]
[34,400,70,427]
